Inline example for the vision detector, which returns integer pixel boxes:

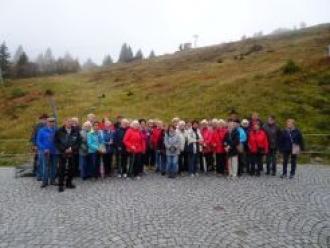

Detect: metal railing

[0,134,329,164]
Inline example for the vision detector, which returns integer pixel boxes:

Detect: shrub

[282,60,300,75]
[10,88,27,98]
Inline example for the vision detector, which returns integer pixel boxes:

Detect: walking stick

[100,154,105,179]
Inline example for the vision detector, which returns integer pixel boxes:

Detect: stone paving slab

[0,165,329,248]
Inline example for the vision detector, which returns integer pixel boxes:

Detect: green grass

[1,24,330,165]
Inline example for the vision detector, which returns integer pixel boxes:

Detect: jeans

[79,154,88,179]
[155,150,166,173]
[266,149,277,174]
[117,150,128,175]
[88,153,98,178]
[282,152,297,176]
[102,152,113,176]
[36,151,43,180]
[167,155,178,175]
[188,153,199,175]
[200,152,214,172]
[39,151,58,184]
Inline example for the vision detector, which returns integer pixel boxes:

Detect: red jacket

[123,128,145,154]
[212,128,228,153]
[150,127,162,150]
[248,129,269,154]
[201,128,214,153]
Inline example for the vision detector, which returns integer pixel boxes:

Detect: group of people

[31,112,304,192]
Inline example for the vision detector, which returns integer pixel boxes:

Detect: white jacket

[176,129,188,152]
[187,128,203,154]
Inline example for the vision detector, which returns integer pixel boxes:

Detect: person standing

[212,119,228,175]
[177,120,188,175]
[100,120,115,177]
[123,120,145,179]
[263,115,281,176]
[248,122,269,176]
[200,120,214,173]
[279,119,304,179]
[79,121,92,180]
[151,120,166,174]
[114,119,129,178]
[87,121,103,179]
[54,118,81,192]
[224,120,240,178]
[31,113,49,180]
[187,120,203,177]
[36,117,58,188]
[164,125,181,178]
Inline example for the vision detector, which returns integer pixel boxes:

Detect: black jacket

[224,128,240,156]
[54,126,81,154]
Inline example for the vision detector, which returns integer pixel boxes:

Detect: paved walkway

[0,165,329,248]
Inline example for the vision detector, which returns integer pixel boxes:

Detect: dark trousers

[117,150,128,175]
[200,152,214,172]
[128,153,142,177]
[145,148,155,167]
[33,152,38,176]
[266,149,277,174]
[73,153,80,177]
[178,151,186,173]
[215,153,226,174]
[188,153,199,175]
[250,153,263,175]
[282,152,297,176]
[102,153,113,176]
[58,154,74,187]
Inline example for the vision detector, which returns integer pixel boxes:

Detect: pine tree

[118,43,134,63]
[102,55,113,66]
[0,42,11,78]
[148,50,156,59]
[13,45,24,63]
[134,49,144,61]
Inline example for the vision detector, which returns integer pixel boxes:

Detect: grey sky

[1,0,329,64]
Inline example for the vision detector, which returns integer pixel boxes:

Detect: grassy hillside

[1,24,330,164]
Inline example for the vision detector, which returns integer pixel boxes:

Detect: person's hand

[65,147,72,154]
[131,145,136,150]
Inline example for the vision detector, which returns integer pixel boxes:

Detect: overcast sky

[1,0,329,64]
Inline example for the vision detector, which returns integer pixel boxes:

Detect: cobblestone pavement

[0,165,330,248]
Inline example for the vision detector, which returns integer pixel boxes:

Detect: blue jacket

[99,130,115,153]
[279,128,304,153]
[36,126,57,154]
[238,127,247,143]
[87,130,102,153]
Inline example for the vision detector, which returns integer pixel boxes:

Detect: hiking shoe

[40,183,48,188]
[67,184,76,189]
[58,187,64,193]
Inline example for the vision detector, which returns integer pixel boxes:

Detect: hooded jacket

[212,127,228,153]
[36,126,57,154]
[123,128,145,154]
[248,129,269,154]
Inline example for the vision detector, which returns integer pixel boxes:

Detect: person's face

[254,124,260,131]
[287,120,294,129]
[228,122,234,130]
[93,123,99,130]
[186,122,192,129]
[140,121,146,128]
[66,119,74,128]
[201,122,207,129]
[121,121,128,128]
[104,122,112,130]
[41,118,48,124]
[48,121,55,128]
[268,117,275,125]
[192,122,199,129]
[169,127,175,134]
